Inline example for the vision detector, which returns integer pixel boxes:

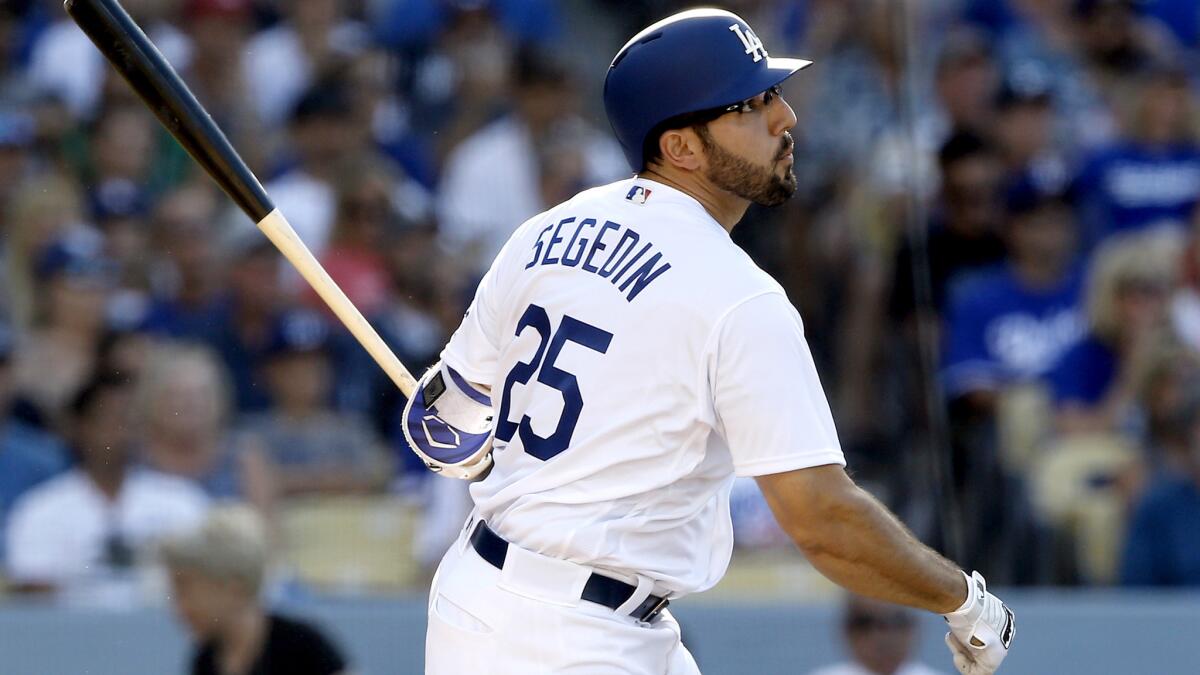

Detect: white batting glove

[942,571,1015,674]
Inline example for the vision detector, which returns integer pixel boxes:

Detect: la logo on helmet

[729,23,767,62]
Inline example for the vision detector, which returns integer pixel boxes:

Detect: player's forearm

[758,469,967,613]
[793,486,967,613]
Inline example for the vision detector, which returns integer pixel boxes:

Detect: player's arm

[755,465,965,612]
[403,229,511,480]
[754,467,1016,675]
[711,293,1014,674]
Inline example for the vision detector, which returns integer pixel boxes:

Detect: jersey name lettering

[525,215,672,302]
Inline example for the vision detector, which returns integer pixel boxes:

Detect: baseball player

[404,8,1015,675]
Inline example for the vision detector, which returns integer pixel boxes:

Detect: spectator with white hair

[138,343,276,515]
[1049,229,1183,435]
[161,504,351,675]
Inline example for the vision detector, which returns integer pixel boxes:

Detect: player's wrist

[945,570,974,616]
[941,571,1016,673]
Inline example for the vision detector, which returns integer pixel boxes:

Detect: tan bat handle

[256,208,418,397]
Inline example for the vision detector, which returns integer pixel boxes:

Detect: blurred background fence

[3,590,1200,674]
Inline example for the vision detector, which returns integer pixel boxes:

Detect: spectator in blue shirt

[1120,384,1200,585]
[1072,65,1200,243]
[1049,229,1182,435]
[943,171,1085,405]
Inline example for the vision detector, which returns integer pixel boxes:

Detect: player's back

[441,176,796,595]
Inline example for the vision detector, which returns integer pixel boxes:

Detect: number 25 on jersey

[496,304,612,461]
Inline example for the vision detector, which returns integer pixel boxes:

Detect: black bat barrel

[65,0,274,222]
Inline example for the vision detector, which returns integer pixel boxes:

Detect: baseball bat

[65,0,418,398]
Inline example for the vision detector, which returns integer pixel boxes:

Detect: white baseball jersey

[441,176,845,596]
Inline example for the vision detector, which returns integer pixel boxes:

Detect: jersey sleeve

[706,292,845,477]
[440,250,506,387]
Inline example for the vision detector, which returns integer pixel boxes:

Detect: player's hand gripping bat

[65,0,418,398]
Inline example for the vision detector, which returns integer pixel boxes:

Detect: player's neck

[638,168,749,232]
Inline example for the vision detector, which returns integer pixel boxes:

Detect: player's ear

[658,128,702,172]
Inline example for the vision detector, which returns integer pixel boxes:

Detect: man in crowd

[4,373,209,598]
[1119,383,1200,586]
[238,309,392,496]
[809,595,948,675]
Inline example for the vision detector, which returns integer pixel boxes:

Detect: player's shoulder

[557,177,640,210]
[505,179,634,239]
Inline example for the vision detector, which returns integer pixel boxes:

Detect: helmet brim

[766,57,814,73]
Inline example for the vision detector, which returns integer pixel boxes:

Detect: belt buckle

[635,594,670,623]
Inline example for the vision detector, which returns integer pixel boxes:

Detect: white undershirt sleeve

[708,292,846,476]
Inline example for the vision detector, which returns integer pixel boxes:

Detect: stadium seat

[995,383,1054,474]
[1030,434,1140,584]
[278,496,421,593]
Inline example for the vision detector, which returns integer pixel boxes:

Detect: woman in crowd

[1051,229,1182,435]
[161,505,351,675]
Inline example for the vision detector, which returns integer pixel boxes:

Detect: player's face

[699,84,798,206]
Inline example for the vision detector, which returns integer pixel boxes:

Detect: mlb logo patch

[626,185,652,204]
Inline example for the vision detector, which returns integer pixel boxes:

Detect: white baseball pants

[425,522,701,674]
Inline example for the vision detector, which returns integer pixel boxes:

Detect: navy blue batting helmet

[603,8,812,173]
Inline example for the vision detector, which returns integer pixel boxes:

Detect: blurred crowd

[1,0,1200,610]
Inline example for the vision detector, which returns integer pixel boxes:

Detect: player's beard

[696,126,797,206]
